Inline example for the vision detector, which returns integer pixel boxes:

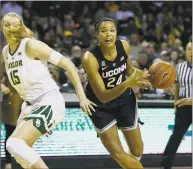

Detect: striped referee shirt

[176,61,192,98]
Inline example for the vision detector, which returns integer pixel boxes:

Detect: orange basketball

[148,61,176,89]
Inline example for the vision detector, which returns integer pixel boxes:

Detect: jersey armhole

[85,51,100,72]
[87,49,100,70]
[118,40,128,59]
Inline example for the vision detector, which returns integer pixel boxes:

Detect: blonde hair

[1,12,36,39]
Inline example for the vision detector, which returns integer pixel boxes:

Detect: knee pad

[6,138,40,168]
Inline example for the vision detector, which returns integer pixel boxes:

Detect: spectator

[42,31,55,48]
[3,1,190,99]
[70,45,83,69]
[172,38,184,53]
[1,2,23,16]
[153,58,162,64]
[116,2,138,38]
[129,34,141,59]
[47,63,68,87]
[137,52,150,70]
[160,50,170,62]
[23,9,32,28]
[160,42,169,52]
[78,68,87,84]
[170,51,178,65]
[95,1,117,20]
[81,24,97,49]
[146,43,159,65]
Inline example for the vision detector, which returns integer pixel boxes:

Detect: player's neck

[7,39,21,54]
[100,45,116,57]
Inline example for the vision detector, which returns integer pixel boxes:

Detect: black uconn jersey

[85,40,132,108]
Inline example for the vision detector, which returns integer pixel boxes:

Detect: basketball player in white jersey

[1,12,96,169]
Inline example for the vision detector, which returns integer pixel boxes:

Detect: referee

[161,41,192,169]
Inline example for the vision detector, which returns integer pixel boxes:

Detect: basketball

[148,61,176,89]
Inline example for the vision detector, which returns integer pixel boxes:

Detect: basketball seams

[149,61,177,89]
[159,65,175,87]
[149,63,171,86]
[149,62,171,79]
[156,64,172,79]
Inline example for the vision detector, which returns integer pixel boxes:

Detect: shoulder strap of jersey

[88,43,102,64]
[116,40,128,58]
[20,37,32,55]
[21,37,31,46]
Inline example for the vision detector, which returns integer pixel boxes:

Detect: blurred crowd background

[1,1,192,100]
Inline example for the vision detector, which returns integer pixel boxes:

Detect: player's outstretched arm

[26,39,96,115]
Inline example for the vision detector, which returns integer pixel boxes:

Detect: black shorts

[89,89,139,134]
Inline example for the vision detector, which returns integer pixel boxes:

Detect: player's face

[2,15,22,40]
[98,21,117,47]
[186,42,192,64]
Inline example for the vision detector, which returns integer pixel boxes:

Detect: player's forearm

[68,70,86,101]
[58,58,86,101]
[126,66,135,76]
[64,63,86,101]
[97,81,128,103]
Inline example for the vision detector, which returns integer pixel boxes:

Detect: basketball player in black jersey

[82,18,150,169]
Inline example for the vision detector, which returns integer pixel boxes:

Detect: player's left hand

[80,98,97,116]
[135,69,151,89]
[175,98,192,107]
[135,69,150,80]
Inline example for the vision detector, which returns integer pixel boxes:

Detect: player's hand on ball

[137,69,151,88]
[127,69,151,89]
[80,98,97,116]
[175,98,192,107]
[140,69,150,79]
[136,79,151,89]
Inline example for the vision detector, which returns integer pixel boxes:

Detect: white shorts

[17,90,65,135]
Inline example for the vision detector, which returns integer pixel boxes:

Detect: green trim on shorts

[24,105,54,134]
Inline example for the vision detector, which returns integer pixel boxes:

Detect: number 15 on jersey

[10,70,21,85]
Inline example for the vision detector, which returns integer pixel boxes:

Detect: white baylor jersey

[3,38,59,103]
